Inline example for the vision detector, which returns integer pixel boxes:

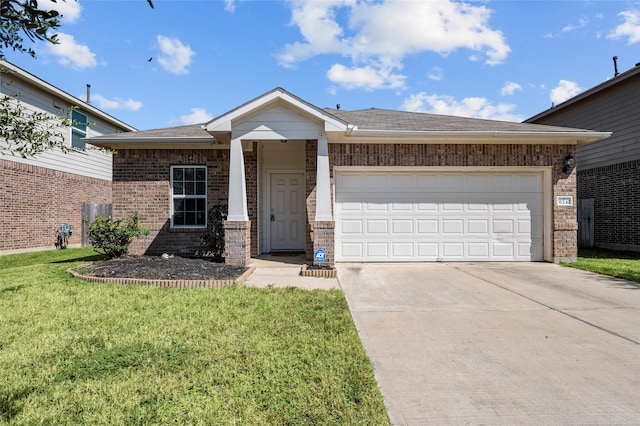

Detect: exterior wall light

[562,155,576,174]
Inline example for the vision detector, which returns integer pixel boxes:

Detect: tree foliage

[0,0,62,59]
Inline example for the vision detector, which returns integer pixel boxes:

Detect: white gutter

[349,129,611,139]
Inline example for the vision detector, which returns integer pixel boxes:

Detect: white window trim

[170,165,208,229]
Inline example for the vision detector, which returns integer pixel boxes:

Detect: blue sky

[4,0,640,131]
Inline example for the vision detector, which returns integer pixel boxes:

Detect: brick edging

[68,267,255,289]
[300,264,337,278]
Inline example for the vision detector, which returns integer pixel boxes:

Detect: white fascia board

[348,129,612,144]
[88,137,218,148]
[205,88,348,134]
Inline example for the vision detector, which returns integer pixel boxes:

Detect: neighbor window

[71,110,88,149]
[171,166,207,228]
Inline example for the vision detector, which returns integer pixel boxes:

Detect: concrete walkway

[243,254,339,290]
[339,262,640,425]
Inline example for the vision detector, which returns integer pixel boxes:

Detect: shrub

[86,213,150,258]
[200,204,227,261]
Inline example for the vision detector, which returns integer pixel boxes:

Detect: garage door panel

[335,171,544,262]
[367,220,387,234]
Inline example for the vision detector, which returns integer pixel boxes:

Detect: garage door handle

[271,214,275,222]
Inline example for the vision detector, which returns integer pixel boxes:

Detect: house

[88,88,610,266]
[0,60,136,253]
[526,63,640,252]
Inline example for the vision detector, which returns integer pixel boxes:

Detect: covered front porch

[204,89,346,267]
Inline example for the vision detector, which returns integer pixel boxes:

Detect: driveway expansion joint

[452,265,640,345]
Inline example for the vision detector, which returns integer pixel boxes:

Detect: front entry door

[270,173,305,251]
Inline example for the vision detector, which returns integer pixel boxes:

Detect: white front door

[270,173,305,251]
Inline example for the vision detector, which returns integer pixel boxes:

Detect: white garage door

[335,171,543,262]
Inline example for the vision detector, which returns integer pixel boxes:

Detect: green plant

[86,213,150,258]
[201,204,227,261]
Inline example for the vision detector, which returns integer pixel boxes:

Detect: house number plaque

[556,196,573,206]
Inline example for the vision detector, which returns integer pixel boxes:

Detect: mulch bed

[81,256,247,281]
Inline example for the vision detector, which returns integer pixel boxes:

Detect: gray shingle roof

[90,124,212,140]
[324,107,591,133]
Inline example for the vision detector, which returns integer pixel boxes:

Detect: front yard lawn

[563,248,640,283]
[0,249,388,425]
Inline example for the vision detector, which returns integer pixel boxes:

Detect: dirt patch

[81,256,247,281]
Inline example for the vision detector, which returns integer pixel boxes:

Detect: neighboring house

[526,64,640,252]
[88,88,609,266]
[0,60,136,253]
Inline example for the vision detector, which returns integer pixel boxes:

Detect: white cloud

[608,10,640,44]
[427,67,443,81]
[91,94,143,111]
[156,35,195,74]
[402,92,523,122]
[279,0,510,90]
[180,108,213,125]
[550,80,582,105]
[562,17,588,33]
[326,63,406,90]
[40,0,82,23]
[225,0,235,12]
[43,32,96,69]
[500,81,522,96]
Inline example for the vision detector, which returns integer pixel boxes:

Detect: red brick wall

[0,159,111,252]
[112,148,258,256]
[578,159,640,250]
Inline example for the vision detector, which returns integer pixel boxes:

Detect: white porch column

[315,136,333,221]
[227,137,248,221]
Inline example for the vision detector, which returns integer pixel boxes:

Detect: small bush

[86,213,150,258]
[201,204,227,261]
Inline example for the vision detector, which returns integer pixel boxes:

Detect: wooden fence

[578,199,594,248]
[81,202,112,247]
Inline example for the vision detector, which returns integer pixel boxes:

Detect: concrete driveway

[338,262,640,425]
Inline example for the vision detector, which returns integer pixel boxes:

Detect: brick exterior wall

[0,159,111,252]
[113,143,578,262]
[578,159,639,250]
[111,148,258,257]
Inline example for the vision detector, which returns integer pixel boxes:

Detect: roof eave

[344,129,612,144]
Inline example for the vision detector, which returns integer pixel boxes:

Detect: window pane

[196,182,206,195]
[72,110,87,131]
[186,212,195,224]
[174,212,185,226]
[186,199,196,211]
[185,182,195,195]
[185,168,194,180]
[196,168,206,181]
[197,198,206,210]
[173,199,184,212]
[173,182,184,195]
[196,212,205,225]
[71,130,85,149]
[173,168,184,181]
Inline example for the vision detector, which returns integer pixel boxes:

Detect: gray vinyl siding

[529,74,640,171]
[1,67,130,181]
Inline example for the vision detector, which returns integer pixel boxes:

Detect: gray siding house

[527,64,640,252]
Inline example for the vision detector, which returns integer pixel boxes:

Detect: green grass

[0,248,388,425]
[563,248,640,283]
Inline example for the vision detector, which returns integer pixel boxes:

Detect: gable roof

[88,87,611,148]
[1,60,136,132]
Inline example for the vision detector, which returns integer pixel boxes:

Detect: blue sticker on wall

[314,248,326,263]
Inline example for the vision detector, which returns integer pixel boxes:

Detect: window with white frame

[71,109,88,149]
[171,166,207,228]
